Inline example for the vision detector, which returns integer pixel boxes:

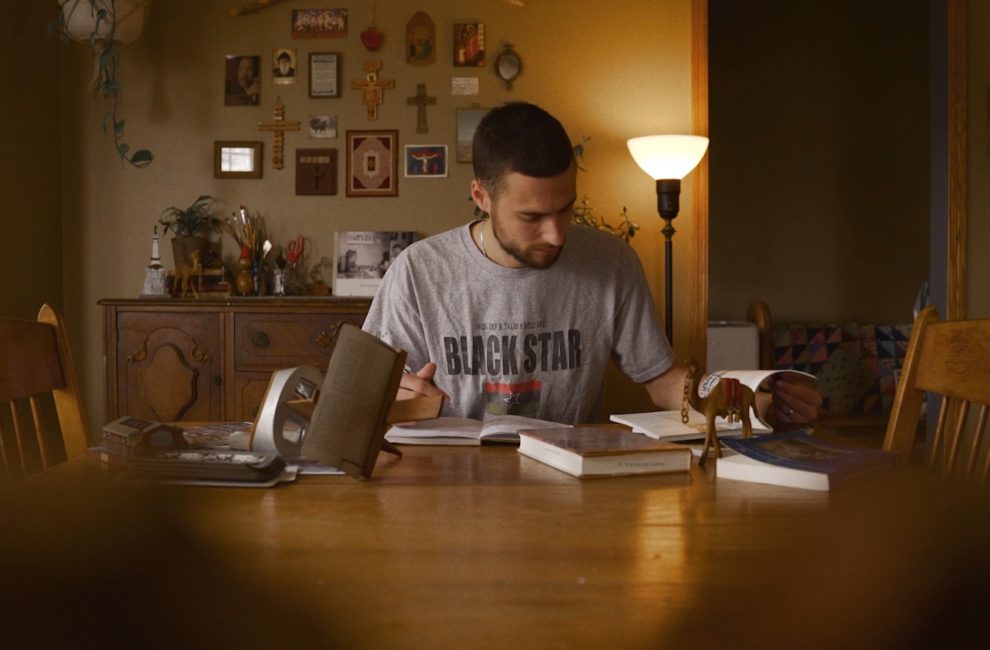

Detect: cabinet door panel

[118,312,222,422]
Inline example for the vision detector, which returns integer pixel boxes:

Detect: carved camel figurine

[685,364,757,468]
[174,249,204,298]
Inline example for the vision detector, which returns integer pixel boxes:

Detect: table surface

[16,439,969,649]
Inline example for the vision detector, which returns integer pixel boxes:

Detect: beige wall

[55,0,697,430]
[708,1,930,324]
[968,0,990,318]
[1,5,63,320]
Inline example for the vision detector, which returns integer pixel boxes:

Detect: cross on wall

[257,97,300,169]
[351,61,394,121]
[406,83,436,133]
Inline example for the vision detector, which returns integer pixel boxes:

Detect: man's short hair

[472,102,573,196]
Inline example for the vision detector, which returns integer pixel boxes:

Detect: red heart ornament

[361,26,383,51]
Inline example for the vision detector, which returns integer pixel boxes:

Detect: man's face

[278,57,291,74]
[237,58,255,87]
[471,163,576,269]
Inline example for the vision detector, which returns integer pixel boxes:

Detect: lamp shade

[626,135,710,180]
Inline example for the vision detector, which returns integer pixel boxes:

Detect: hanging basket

[59,0,151,45]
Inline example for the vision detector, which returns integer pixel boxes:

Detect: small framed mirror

[214,141,263,179]
[494,43,522,89]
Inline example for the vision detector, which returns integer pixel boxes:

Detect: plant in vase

[158,195,222,269]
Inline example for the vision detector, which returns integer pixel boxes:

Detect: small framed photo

[309,52,340,98]
[224,55,260,106]
[291,9,347,39]
[455,108,489,162]
[307,114,337,139]
[453,22,485,67]
[346,130,398,197]
[214,141,262,179]
[272,47,297,84]
[404,145,448,178]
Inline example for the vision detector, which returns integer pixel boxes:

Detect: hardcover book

[517,426,692,478]
[716,430,897,491]
[386,415,567,446]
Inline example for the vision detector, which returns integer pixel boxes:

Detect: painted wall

[968,0,990,318]
[53,0,697,431]
[1,5,63,320]
[708,1,931,324]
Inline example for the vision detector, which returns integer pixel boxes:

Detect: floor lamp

[626,135,710,344]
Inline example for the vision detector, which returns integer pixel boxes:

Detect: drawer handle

[315,324,341,350]
[251,331,270,348]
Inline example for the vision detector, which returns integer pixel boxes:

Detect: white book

[386,415,569,446]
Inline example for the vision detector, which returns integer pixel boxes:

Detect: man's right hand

[398,362,448,402]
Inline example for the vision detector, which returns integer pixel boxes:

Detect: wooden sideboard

[99,298,371,423]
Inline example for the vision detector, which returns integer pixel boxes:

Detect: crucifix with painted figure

[351,61,394,120]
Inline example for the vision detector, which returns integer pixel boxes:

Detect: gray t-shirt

[362,223,674,423]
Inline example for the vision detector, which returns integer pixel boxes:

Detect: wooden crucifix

[406,83,436,133]
[351,61,394,120]
[257,97,301,170]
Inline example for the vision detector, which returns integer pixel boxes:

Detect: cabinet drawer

[234,313,364,371]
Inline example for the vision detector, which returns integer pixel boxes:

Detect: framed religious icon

[214,141,262,179]
[404,145,448,178]
[455,107,489,162]
[309,52,340,98]
[406,11,435,65]
[272,47,297,85]
[346,130,398,197]
[453,22,485,67]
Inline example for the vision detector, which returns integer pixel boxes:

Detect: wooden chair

[0,304,90,480]
[884,306,990,483]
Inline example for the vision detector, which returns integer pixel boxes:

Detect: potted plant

[159,195,222,267]
[50,0,153,167]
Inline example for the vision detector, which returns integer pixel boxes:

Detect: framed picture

[272,47,297,85]
[214,141,262,179]
[404,145,448,178]
[406,11,435,66]
[307,114,337,139]
[333,231,419,296]
[224,55,260,106]
[308,52,340,98]
[346,130,398,197]
[291,9,347,39]
[453,22,485,67]
[455,108,489,162]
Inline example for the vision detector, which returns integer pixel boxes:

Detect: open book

[610,369,815,441]
[386,415,569,446]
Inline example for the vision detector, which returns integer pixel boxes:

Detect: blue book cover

[722,431,897,487]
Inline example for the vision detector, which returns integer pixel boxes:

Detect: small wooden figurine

[684,363,757,468]
[174,250,204,298]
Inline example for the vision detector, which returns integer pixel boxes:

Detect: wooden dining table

[10,438,985,649]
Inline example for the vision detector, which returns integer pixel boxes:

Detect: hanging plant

[49,0,154,168]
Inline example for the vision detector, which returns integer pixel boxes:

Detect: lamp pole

[657,178,681,344]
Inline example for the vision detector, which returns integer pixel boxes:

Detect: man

[225,55,260,106]
[363,102,820,424]
[274,50,295,78]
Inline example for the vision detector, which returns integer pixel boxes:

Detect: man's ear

[470,179,491,215]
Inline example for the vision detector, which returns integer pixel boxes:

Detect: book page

[386,417,483,439]
[478,415,570,442]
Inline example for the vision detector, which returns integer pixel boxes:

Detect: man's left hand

[769,374,822,424]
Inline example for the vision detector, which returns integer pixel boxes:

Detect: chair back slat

[29,397,51,471]
[885,307,990,486]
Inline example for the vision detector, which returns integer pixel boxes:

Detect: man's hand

[397,362,448,402]
[767,374,822,424]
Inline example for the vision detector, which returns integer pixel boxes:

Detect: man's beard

[489,218,564,270]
